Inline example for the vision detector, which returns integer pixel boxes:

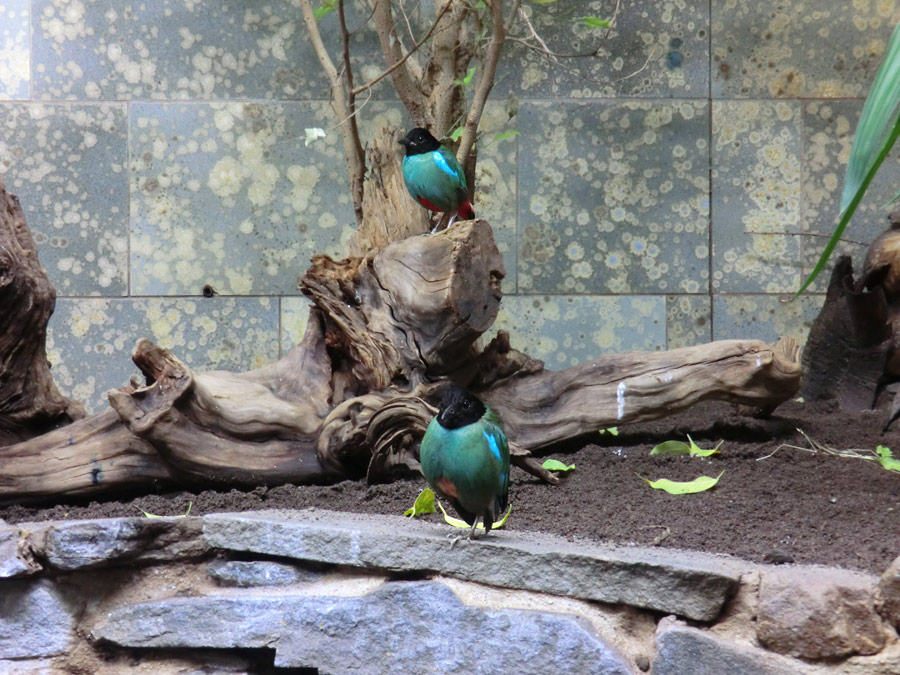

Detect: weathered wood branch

[0,177,803,503]
[0,175,85,446]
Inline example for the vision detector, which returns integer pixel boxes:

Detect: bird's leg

[447,518,481,549]
[466,517,482,541]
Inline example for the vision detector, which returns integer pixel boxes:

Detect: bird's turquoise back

[401,147,468,212]
[420,407,509,520]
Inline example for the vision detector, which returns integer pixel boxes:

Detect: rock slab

[757,566,886,659]
[0,580,74,659]
[93,580,633,674]
[206,560,320,587]
[202,508,743,621]
[878,555,900,630]
[0,527,39,578]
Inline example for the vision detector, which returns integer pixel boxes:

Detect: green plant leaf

[541,458,575,472]
[492,130,520,142]
[877,445,900,472]
[580,17,611,28]
[600,426,619,436]
[637,471,724,495]
[449,126,464,142]
[404,488,437,517]
[137,502,193,519]
[314,0,336,20]
[650,440,691,455]
[687,435,722,457]
[528,0,560,4]
[437,501,511,529]
[798,21,900,294]
[454,66,477,88]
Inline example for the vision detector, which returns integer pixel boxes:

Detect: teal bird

[398,128,475,230]
[420,385,510,543]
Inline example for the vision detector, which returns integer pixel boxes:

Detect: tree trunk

[0,175,85,446]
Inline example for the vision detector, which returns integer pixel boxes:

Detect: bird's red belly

[417,196,444,212]
[435,476,459,499]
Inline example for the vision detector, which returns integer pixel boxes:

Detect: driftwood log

[0,177,804,504]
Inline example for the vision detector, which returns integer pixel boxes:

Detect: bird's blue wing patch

[483,429,502,463]
[431,150,460,180]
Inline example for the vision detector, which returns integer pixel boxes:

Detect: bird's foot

[447,533,468,549]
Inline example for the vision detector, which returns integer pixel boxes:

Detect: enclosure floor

[3,399,898,573]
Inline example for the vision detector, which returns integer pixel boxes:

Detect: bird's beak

[398,137,408,147]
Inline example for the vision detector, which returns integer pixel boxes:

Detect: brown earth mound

[2,398,898,574]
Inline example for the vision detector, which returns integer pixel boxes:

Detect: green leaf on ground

[600,426,619,436]
[404,488,437,517]
[137,502,193,519]
[637,471,724,494]
[437,501,511,529]
[542,458,575,472]
[650,436,721,457]
[877,445,900,472]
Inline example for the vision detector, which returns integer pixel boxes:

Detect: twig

[353,2,452,96]
[371,0,427,122]
[339,0,366,222]
[458,0,506,171]
[300,0,366,223]
[747,230,868,247]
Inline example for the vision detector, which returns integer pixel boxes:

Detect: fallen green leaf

[637,471,724,495]
[492,130,520,142]
[580,17,611,28]
[437,501,511,529]
[600,426,619,436]
[877,445,900,472]
[404,488,437,517]
[650,440,691,456]
[137,502,193,519]
[650,436,720,457]
[541,458,575,472]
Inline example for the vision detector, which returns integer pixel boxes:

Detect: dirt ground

[2,398,899,574]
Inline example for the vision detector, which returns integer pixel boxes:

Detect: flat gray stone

[203,509,743,621]
[652,619,801,675]
[93,580,632,674]
[206,560,320,587]
[0,580,74,659]
[37,516,208,571]
[0,659,57,674]
[0,527,40,578]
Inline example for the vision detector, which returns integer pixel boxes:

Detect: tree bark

[0,175,85,446]
[0,182,804,504]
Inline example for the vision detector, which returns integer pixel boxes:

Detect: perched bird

[398,128,475,231]
[419,385,510,544]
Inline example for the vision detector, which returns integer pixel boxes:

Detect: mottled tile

[129,101,360,296]
[491,295,666,369]
[0,0,29,99]
[712,294,824,346]
[666,295,711,349]
[47,297,279,413]
[280,297,312,355]
[498,0,709,98]
[712,0,900,98]
[712,101,801,293]
[474,102,518,291]
[801,100,900,291]
[0,103,128,295]
[31,0,388,100]
[517,100,710,294]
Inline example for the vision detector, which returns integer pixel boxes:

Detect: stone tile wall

[2,0,900,412]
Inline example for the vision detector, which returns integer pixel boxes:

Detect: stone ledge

[202,508,744,622]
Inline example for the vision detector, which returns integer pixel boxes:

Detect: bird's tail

[457,200,475,221]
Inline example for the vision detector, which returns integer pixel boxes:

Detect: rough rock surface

[93,580,634,674]
[206,560,321,587]
[0,580,74,659]
[757,566,886,659]
[0,526,39,578]
[878,555,900,630]
[202,508,743,622]
[653,618,802,675]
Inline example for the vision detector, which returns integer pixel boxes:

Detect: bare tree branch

[457,0,506,171]
[300,0,366,223]
[339,0,366,222]
[353,2,452,97]
[371,0,426,123]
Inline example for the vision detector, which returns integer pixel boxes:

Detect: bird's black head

[436,385,486,430]
[399,127,441,157]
